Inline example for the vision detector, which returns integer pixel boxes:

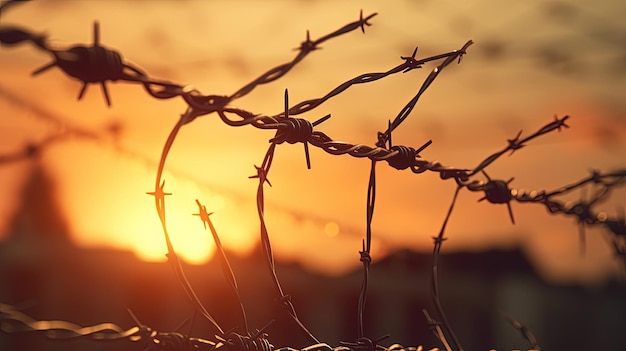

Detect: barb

[270,89,331,169]
[31,22,124,106]
[477,171,516,224]
[230,10,377,101]
[194,199,249,336]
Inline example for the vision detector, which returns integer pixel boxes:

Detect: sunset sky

[1,0,625,284]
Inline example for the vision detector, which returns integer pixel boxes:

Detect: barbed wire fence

[1,1,625,350]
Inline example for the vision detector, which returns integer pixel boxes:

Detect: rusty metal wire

[1,1,625,351]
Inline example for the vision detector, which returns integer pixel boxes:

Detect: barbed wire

[1,303,439,351]
[0,1,624,351]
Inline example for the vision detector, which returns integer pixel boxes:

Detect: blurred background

[1,0,625,350]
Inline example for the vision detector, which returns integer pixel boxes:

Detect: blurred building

[1,163,625,351]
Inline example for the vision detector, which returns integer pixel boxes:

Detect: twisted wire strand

[229,10,377,102]
[379,40,473,145]
[468,115,570,177]
[275,41,472,119]
[0,304,187,346]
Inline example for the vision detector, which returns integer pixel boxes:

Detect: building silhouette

[1,162,625,351]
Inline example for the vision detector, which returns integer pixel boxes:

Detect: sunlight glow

[50,142,264,265]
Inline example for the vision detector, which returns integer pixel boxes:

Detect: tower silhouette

[5,160,71,245]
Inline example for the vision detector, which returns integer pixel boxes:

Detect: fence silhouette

[1,1,625,350]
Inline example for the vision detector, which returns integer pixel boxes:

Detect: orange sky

[1,0,625,284]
